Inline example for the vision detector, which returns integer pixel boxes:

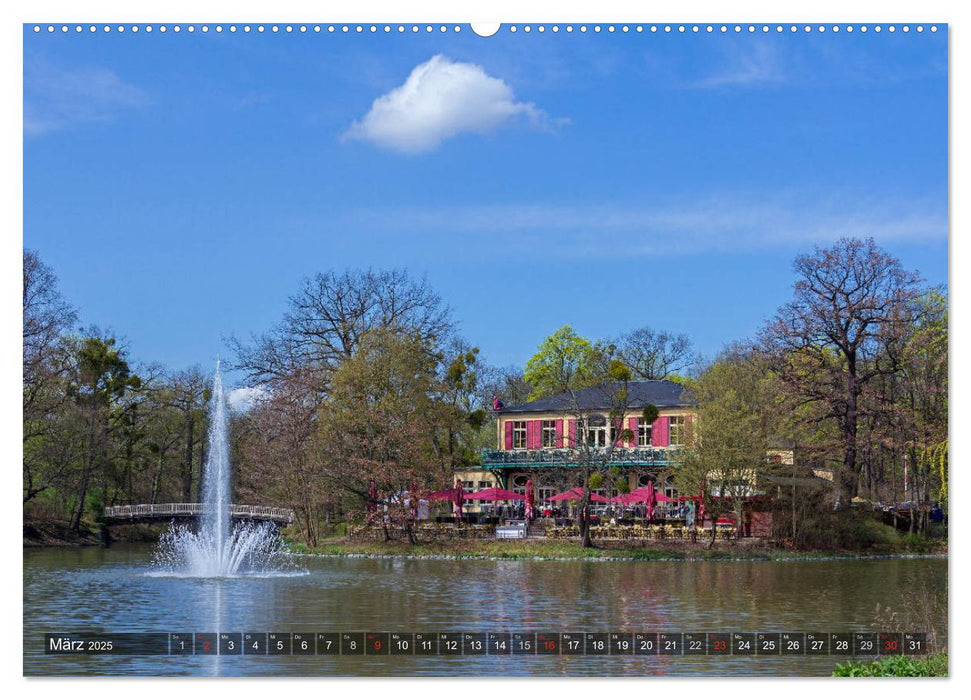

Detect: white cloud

[345,191,945,258]
[24,55,147,135]
[227,385,270,413]
[343,54,557,154]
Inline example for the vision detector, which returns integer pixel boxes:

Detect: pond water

[23,545,946,677]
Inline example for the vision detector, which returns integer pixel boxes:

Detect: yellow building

[474,380,696,504]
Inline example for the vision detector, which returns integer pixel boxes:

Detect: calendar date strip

[45,632,930,656]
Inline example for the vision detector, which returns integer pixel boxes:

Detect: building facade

[472,380,696,504]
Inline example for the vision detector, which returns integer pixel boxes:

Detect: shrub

[833,652,947,677]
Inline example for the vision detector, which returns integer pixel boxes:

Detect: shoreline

[24,521,947,563]
[286,538,947,563]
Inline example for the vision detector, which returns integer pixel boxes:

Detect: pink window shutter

[568,419,577,448]
[555,419,564,447]
[628,417,639,446]
[526,420,538,449]
[504,421,513,450]
[654,416,670,447]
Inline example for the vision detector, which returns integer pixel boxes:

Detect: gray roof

[500,380,692,414]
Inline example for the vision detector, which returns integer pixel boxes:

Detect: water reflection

[24,546,946,677]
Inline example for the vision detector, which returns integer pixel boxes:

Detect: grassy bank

[833,652,948,677]
[286,536,946,562]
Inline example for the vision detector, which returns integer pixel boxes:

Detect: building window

[670,415,686,446]
[512,421,527,449]
[584,426,607,447]
[541,420,557,448]
[576,416,607,448]
[663,477,677,500]
[538,486,558,502]
[477,480,493,504]
[512,474,529,494]
[637,418,653,446]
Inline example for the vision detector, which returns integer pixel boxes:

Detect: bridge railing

[103,503,295,524]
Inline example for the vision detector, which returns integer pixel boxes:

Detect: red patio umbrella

[547,487,610,503]
[454,481,465,519]
[465,487,525,501]
[644,480,657,520]
[424,487,461,500]
[613,485,672,504]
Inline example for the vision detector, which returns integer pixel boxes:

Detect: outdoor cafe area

[421,482,749,538]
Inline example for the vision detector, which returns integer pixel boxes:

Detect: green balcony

[480,447,677,469]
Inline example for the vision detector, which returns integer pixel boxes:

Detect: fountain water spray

[153,361,294,577]
[201,360,231,568]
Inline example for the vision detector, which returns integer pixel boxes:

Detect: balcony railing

[481,447,678,468]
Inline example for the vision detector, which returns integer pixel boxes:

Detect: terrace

[480,446,678,469]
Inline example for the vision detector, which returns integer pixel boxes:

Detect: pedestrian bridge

[103,503,295,526]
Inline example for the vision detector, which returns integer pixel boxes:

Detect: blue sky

[23,25,948,386]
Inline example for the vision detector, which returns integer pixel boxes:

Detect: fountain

[153,361,294,577]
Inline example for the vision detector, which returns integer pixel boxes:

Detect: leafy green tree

[674,349,777,546]
[436,342,490,468]
[525,331,635,547]
[523,325,601,400]
[65,334,142,532]
[319,328,447,542]
[903,291,948,515]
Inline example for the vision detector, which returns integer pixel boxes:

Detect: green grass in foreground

[285,538,889,561]
[833,652,947,677]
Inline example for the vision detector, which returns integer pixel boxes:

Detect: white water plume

[152,361,298,577]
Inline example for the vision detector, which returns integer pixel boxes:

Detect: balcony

[480,447,677,469]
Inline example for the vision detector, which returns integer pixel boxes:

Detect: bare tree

[759,237,923,510]
[564,375,634,548]
[167,368,210,502]
[23,250,77,436]
[480,364,533,408]
[228,268,454,390]
[23,251,78,504]
[235,368,329,546]
[616,326,693,380]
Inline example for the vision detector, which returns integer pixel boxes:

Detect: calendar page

[21,13,948,681]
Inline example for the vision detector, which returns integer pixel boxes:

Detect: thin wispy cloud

[343,54,561,154]
[691,42,786,88]
[24,55,147,135]
[346,191,945,259]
